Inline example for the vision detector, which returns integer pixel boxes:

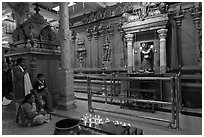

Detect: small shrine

[9,4,59,55]
[122,2,169,74]
[6,4,61,106]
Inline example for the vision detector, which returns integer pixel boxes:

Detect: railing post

[113,73,116,97]
[104,76,108,104]
[170,77,175,128]
[175,76,180,130]
[87,76,93,113]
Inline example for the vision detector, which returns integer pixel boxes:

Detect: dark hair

[37,73,44,78]
[16,93,34,123]
[21,93,33,104]
[16,57,25,65]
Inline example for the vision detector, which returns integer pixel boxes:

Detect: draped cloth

[24,72,33,96]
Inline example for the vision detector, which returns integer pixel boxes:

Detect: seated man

[33,73,54,113]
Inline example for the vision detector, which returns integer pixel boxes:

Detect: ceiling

[2,2,120,47]
[2,2,179,48]
[2,2,119,26]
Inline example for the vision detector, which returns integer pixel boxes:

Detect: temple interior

[2,2,202,135]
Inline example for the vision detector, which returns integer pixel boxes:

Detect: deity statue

[140,2,149,19]
[139,42,154,73]
[103,38,111,62]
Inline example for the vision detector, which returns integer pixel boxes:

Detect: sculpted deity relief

[139,42,154,73]
[122,2,168,22]
[103,38,111,62]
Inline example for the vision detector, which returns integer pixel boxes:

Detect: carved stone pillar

[107,23,114,67]
[86,28,92,67]
[157,29,168,74]
[125,33,134,73]
[92,26,99,67]
[57,2,76,110]
[118,22,126,67]
[71,30,77,67]
[190,2,202,65]
[173,5,184,68]
[98,24,104,68]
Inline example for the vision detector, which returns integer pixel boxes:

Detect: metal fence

[74,74,181,129]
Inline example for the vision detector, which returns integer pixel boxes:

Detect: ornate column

[173,5,185,68]
[190,2,202,65]
[117,21,126,67]
[125,33,134,73]
[107,23,114,67]
[86,28,92,67]
[71,30,77,67]
[92,25,99,67]
[57,2,76,110]
[98,24,105,69]
[157,29,168,74]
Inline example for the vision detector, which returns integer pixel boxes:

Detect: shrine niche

[40,25,58,49]
[122,2,169,74]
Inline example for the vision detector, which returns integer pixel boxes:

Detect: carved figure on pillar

[139,42,154,73]
[92,25,98,41]
[103,38,111,62]
[86,28,92,41]
[98,23,104,38]
[77,38,86,70]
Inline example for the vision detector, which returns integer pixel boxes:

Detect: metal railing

[74,74,181,129]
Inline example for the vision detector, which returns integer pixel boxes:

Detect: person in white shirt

[13,57,33,113]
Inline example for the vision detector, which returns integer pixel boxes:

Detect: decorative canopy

[122,2,169,33]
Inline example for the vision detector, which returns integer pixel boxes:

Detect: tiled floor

[2,99,202,135]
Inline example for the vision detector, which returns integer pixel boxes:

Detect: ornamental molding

[73,2,133,27]
[122,2,168,22]
[122,14,168,33]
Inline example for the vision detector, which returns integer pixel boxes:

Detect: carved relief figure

[139,42,154,73]
[77,38,86,69]
[122,2,167,23]
[140,2,149,19]
[103,38,111,62]
[122,13,140,22]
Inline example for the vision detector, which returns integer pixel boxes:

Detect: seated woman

[16,93,51,127]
